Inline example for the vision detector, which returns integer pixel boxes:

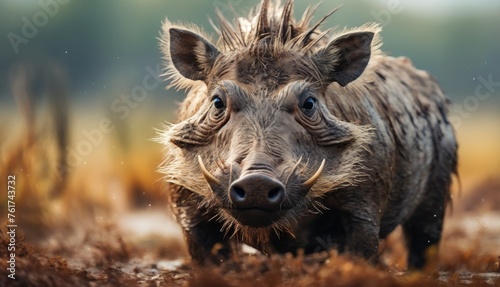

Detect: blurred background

[0,0,499,278]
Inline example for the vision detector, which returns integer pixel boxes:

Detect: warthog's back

[325,55,457,237]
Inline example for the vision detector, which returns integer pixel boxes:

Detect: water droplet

[65,50,68,54]
[433,214,437,217]
[148,204,152,207]
[473,77,476,80]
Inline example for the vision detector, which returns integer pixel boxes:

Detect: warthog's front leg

[342,212,380,262]
[172,188,231,265]
[185,218,232,265]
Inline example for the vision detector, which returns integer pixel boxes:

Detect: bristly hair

[160,0,382,91]
[211,0,335,53]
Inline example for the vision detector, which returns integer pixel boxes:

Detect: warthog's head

[159,0,378,242]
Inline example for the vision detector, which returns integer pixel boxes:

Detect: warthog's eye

[212,95,225,109]
[303,97,316,110]
[300,95,317,118]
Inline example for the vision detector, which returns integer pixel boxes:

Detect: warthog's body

[158,0,457,269]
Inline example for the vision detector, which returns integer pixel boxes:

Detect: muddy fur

[157,0,457,268]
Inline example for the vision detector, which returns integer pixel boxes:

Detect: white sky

[374,0,500,15]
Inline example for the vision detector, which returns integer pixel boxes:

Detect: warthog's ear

[162,25,220,82]
[312,31,375,87]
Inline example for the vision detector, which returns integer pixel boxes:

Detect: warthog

[158,0,457,269]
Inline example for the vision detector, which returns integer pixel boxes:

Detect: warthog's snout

[229,174,286,227]
[229,174,285,210]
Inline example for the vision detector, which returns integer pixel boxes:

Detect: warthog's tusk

[198,155,221,185]
[302,159,325,188]
[284,156,303,187]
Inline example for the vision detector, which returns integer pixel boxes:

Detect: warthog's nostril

[229,174,285,211]
[268,187,282,202]
[233,187,246,201]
